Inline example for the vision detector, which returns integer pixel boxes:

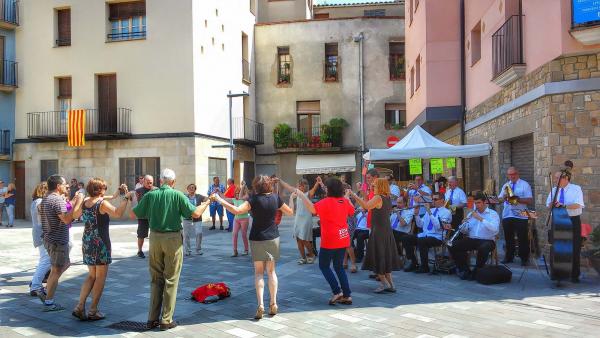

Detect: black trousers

[353,229,370,261]
[393,231,417,262]
[449,238,495,271]
[570,216,582,279]
[502,217,529,262]
[417,237,443,269]
[451,208,464,230]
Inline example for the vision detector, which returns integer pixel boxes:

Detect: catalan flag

[68,109,86,147]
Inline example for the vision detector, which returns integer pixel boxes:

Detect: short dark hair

[367,168,379,177]
[252,175,273,194]
[187,183,197,190]
[474,192,487,202]
[47,175,65,191]
[325,177,344,198]
[86,178,107,197]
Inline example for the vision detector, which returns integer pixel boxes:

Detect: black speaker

[476,265,512,285]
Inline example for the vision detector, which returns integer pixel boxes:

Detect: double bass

[546,169,573,282]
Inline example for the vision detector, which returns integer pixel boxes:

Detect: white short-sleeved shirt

[545,183,584,217]
[498,179,533,220]
[444,187,467,207]
[415,207,452,240]
[391,209,413,233]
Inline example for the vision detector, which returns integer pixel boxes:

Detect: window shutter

[109,1,146,21]
[325,43,338,56]
[57,9,71,43]
[389,42,404,54]
[297,101,320,114]
[58,78,72,99]
[385,103,405,111]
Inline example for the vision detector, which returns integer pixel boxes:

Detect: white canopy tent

[363,125,491,161]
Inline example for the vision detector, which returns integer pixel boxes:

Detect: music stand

[517,212,550,287]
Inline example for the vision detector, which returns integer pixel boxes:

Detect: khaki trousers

[148,231,183,324]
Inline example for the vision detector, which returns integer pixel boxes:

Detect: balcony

[0,60,18,91]
[0,0,18,29]
[492,15,526,87]
[0,130,10,157]
[273,123,346,153]
[233,117,264,145]
[27,108,132,140]
[242,58,251,84]
[55,38,71,47]
[107,31,146,42]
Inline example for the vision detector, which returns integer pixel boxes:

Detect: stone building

[254,0,406,184]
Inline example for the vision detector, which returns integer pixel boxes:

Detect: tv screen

[573,0,600,27]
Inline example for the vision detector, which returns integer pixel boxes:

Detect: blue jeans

[6,204,15,226]
[318,248,351,297]
[225,211,234,231]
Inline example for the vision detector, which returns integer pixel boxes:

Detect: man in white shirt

[498,167,533,266]
[408,175,432,217]
[545,170,584,283]
[352,208,369,263]
[444,176,467,230]
[391,197,419,271]
[414,192,452,273]
[448,193,500,280]
[388,176,401,207]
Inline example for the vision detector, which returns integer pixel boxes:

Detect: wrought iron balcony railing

[492,15,524,78]
[0,0,18,27]
[274,127,343,149]
[107,30,146,41]
[27,108,132,139]
[0,60,18,88]
[233,117,263,145]
[0,129,10,155]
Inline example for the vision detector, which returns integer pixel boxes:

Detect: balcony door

[98,74,117,133]
[0,36,4,84]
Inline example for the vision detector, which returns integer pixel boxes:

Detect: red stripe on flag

[68,110,73,147]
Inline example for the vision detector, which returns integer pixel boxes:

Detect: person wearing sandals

[281,179,315,265]
[30,182,50,298]
[182,183,208,256]
[295,177,355,305]
[214,175,293,319]
[349,178,402,293]
[71,178,130,321]
[231,183,250,257]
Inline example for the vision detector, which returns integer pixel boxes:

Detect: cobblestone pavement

[1,218,599,338]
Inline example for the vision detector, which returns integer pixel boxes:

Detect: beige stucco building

[254,0,406,184]
[13,0,260,218]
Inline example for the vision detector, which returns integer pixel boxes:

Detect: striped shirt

[40,193,69,245]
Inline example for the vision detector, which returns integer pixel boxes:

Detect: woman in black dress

[71,178,130,321]
[350,178,402,293]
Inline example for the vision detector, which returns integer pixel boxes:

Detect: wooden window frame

[277,46,291,84]
[324,42,339,82]
[56,8,71,47]
[389,41,405,81]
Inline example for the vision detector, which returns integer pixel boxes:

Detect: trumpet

[504,184,519,205]
[446,210,474,247]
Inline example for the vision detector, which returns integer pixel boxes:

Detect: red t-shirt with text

[314,197,355,249]
[366,190,374,228]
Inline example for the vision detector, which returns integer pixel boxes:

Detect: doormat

[106,321,150,332]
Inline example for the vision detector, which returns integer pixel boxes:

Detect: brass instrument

[443,198,457,215]
[446,210,474,247]
[504,184,519,205]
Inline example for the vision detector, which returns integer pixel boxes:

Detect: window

[471,21,482,66]
[315,13,329,19]
[56,77,72,131]
[242,32,250,83]
[364,9,386,17]
[324,42,338,82]
[108,1,146,41]
[41,160,58,182]
[297,101,320,140]
[277,46,291,84]
[56,8,71,46]
[416,55,421,90]
[209,158,227,187]
[119,157,160,190]
[410,66,415,97]
[385,103,406,129]
[389,41,405,80]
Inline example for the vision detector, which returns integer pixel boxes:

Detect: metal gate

[510,134,535,203]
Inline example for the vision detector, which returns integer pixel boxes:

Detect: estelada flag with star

[67,109,85,147]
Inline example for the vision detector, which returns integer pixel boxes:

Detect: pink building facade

[406,0,600,231]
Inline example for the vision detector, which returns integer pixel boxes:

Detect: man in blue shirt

[208,176,225,230]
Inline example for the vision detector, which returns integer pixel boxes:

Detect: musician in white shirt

[448,193,500,280]
[498,167,533,265]
[545,170,584,283]
[390,197,418,271]
[408,175,433,217]
[444,176,467,229]
[352,208,369,263]
[413,192,452,273]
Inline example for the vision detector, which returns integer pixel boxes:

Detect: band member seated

[390,197,418,272]
[448,193,500,280]
[414,192,452,273]
[353,208,370,263]
[444,176,467,230]
[408,175,432,217]
[545,170,584,283]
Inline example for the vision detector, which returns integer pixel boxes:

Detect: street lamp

[213,90,249,182]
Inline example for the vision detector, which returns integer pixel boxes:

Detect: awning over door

[296,154,356,175]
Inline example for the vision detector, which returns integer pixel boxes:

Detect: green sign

[368,163,375,170]
[409,158,422,175]
[446,157,456,169]
[430,158,444,174]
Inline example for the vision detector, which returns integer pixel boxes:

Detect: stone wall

[465,53,600,247]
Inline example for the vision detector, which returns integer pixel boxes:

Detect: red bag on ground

[191,282,231,303]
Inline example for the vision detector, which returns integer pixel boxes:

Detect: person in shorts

[128,175,156,258]
[208,176,225,230]
[39,175,83,311]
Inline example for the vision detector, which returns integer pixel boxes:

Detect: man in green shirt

[133,168,210,331]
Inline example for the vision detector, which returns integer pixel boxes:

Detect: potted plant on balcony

[329,118,348,147]
[320,123,333,148]
[273,123,292,149]
[583,225,600,275]
[391,122,406,130]
[294,132,307,148]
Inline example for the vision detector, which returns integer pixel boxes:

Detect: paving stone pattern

[0,218,599,337]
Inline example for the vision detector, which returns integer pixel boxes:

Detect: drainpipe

[460,0,467,186]
[354,32,365,169]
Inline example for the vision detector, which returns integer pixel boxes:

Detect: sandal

[269,303,278,316]
[338,296,353,305]
[306,256,315,264]
[254,305,264,320]
[343,264,348,269]
[297,258,307,265]
[231,252,238,257]
[328,293,343,305]
[350,266,358,273]
[87,310,105,321]
[72,306,87,321]
[242,251,249,256]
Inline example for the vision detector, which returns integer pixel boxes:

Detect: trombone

[446,209,474,247]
